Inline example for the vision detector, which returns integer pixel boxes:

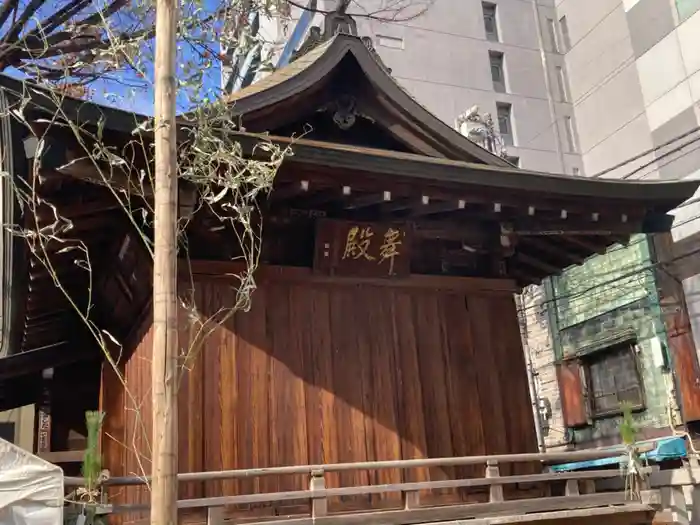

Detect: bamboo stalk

[152,0,179,520]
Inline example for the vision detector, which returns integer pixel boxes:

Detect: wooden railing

[39,449,85,464]
[64,449,661,525]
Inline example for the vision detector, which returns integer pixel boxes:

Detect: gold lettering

[342,226,376,261]
[379,228,402,275]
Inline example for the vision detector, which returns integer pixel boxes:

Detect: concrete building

[223,0,583,174]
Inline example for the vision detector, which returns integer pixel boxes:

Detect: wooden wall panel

[103,271,537,517]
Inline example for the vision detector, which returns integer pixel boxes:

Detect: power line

[516,10,689,159]
[620,133,700,181]
[595,126,700,179]
[516,242,700,315]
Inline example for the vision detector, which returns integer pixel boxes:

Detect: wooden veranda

[64,449,661,525]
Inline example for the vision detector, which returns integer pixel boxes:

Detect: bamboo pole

[152,0,179,519]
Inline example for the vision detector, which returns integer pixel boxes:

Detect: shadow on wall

[109,276,539,512]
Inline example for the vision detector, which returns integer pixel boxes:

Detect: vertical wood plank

[353,285,378,495]
[177,296,204,500]
[391,290,429,485]
[469,295,509,458]
[363,286,402,501]
[494,295,539,473]
[100,356,126,509]
[234,295,255,497]
[287,285,310,486]
[269,283,305,493]
[203,283,225,498]
[247,283,272,495]
[299,286,323,467]
[329,287,368,492]
[412,291,454,483]
[310,286,338,485]
[439,293,485,481]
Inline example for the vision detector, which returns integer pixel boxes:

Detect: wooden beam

[376,197,416,215]
[511,217,640,236]
[563,235,608,254]
[412,220,486,243]
[39,449,86,464]
[297,186,351,208]
[36,199,123,221]
[521,237,585,265]
[410,198,467,218]
[269,180,310,203]
[514,252,561,275]
[345,190,392,210]
[49,153,149,197]
[183,260,517,293]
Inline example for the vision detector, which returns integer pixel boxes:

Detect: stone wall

[517,284,569,450]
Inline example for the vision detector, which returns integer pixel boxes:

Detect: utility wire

[620,133,700,180]
[595,126,700,179]
[515,242,700,315]
[515,10,689,161]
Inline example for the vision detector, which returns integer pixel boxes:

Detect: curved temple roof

[225,34,514,166]
[219,32,697,209]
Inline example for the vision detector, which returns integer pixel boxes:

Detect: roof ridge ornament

[455,106,508,158]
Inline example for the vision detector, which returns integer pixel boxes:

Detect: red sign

[314,219,412,278]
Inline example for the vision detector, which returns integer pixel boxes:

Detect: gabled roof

[224,34,512,167]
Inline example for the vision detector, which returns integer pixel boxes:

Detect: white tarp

[0,438,63,525]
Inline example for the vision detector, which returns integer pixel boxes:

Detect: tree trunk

[151,0,178,520]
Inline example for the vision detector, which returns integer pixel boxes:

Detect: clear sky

[88,37,226,118]
[5,0,228,119]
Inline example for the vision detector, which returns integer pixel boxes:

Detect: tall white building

[223,0,583,174]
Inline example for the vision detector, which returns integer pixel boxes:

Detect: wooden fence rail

[64,445,653,487]
[64,449,660,525]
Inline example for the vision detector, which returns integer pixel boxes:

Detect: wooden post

[661,486,689,525]
[310,469,328,518]
[207,506,224,525]
[36,368,53,454]
[565,480,580,496]
[486,460,504,502]
[582,479,596,494]
[403,490,420,510]
[151,0,179,520]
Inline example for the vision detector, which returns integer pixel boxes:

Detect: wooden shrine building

[0,21,698,525]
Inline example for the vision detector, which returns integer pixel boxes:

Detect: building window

[489,51,506,93]
[546,18,559,53]
[557,340,645,428]
[586,343,644,418]
[555,65,569,102]
[496,103,514,146]
[376,34,404,49]
[559,16,571,51]
[505,155,520,167]
[0,422,15,443]
[482,2,499,42]
[564,116,577,152]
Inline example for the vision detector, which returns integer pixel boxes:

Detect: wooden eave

[223,34,512,166]
[231,132,698,208]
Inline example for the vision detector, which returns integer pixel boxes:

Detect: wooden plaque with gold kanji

[313,219,412,278]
